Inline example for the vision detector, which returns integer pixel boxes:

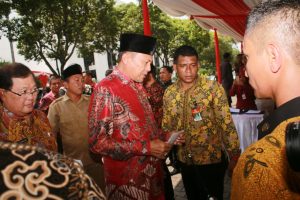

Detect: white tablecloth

[231,114,264,152]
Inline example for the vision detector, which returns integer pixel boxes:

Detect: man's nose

[186,65,192,72]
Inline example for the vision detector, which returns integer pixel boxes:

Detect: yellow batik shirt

[162,75,240,165]
[231,97,300,200]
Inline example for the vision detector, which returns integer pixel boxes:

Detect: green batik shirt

[162,75,240,165]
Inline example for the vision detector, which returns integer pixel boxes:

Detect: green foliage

[1,0,115,75]
[148,4,174,65]
[78,0,118,65]
[13,0,96,75]
[201,32,239,75]
[0,59,9,67]
[0,1,11,17]
[169,18,210,64]
[115,3,211,67]
[0,0,18,42]
[0,0,240,76]
[115,3,143,34]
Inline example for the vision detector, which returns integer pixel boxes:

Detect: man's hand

[150,139,172,159]
[228,155,239,177]
[173,132,185,145]
[166,130,185,145]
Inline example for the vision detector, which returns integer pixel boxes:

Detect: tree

[7,0,114,75]
[115,2,211,67]
[148,3,174,66]
[0,0,18,63]
[111,3,144,67]
[201,32,239,76]
[169,18,210,64]
[115,3,144,34]
[77,0,118,69]
[0,1,12,37]
[0,59,9,67]
[1,0,239,75]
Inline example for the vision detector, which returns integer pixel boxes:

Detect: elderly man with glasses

[0,63,57,151]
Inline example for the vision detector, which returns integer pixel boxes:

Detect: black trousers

[163,162,175,200]
[180,155,227,200]
[168,146,180,171]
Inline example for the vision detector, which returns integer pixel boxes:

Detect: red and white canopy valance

[152,0,262,41]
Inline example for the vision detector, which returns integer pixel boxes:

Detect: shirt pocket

[60,113,75,127]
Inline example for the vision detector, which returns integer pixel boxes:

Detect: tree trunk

[9,39,15,63]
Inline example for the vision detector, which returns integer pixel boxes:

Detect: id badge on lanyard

[192,102,202,121]
[242,93,246,100]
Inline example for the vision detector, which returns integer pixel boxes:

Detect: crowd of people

[0,0,299,199]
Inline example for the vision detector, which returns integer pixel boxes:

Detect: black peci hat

[119,33,156,55]
[62,64,82,80]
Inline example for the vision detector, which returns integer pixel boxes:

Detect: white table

[231,113,264,152]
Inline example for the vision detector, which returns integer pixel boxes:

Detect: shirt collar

[113,68,130,85]
[45,91,57,98]
[61,94,88,102]
[113,68,144,89]
[61,94,70,102]
[163,80,172,86]
[258,96,300,139]
[174,75,201,91]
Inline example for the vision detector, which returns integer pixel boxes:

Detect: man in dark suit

[221,52,234,107]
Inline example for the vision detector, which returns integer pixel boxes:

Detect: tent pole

[142,0,152,36]
[214,28,221,83]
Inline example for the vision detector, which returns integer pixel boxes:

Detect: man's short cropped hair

[0,63,34,90]
[246,0,300,65]
[161,66,173,74]
[48,74,61,85]
[173,45,198,64]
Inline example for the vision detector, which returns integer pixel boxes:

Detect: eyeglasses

[7,88,39,97]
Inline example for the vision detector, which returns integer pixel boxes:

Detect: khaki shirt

[48,94,93,165]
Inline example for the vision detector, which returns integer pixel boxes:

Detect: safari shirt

[48,94,93,165]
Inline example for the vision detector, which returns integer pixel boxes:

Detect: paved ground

[171,171,231,200]
[171,173,187,200]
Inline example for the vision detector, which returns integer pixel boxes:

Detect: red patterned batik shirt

[144,81,164,128]
[88,69,165,200]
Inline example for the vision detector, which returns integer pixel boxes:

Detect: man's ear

[63,81,68,89]
[121,52,131,65]
[267,44,281,73]
[0,88,5,99]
